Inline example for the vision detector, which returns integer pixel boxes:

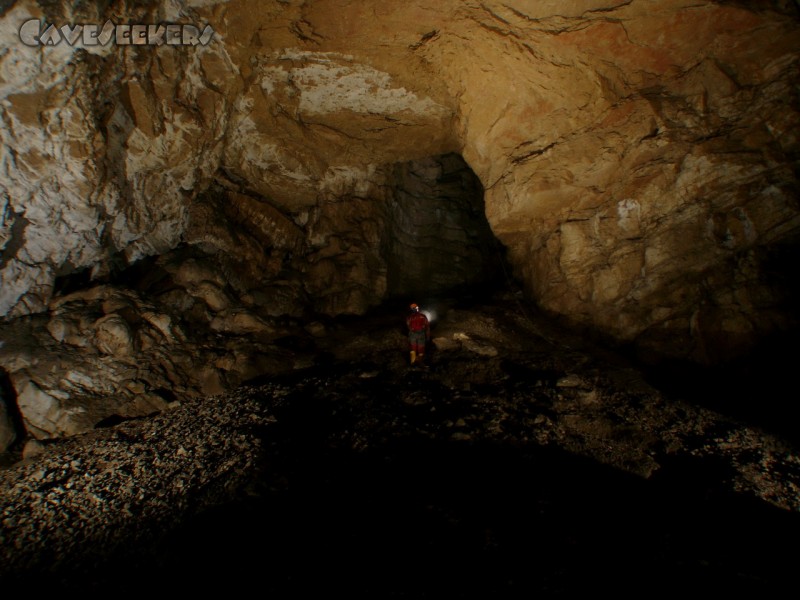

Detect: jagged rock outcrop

[1,0,799,446]
[0,151,507,443]
[0,280,314,443]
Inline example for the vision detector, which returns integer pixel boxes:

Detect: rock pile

[0,387,276,588]
[1,298,798,593]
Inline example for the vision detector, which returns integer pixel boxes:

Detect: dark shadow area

[5,358,796,597]
[0,368,25,465]
[635,237,800,443]
[51,251,167,298]
[52,266,95,297]
[713,0,800,18]
[638,329,800,446]
[21,424,799,597]
[158,449,796,597]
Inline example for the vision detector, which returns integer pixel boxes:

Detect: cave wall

[1,0,798,369]
[385,154,505,299]
[454,1,800,363]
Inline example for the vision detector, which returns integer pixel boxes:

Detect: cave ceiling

[0,0,798,361]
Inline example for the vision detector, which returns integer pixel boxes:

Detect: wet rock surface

[1,294,798,595]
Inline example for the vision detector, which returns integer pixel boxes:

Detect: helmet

[409,303,419,311]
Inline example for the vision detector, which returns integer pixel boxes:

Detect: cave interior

[1,0,800,594]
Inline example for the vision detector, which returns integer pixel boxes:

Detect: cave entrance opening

[381,153,514,311]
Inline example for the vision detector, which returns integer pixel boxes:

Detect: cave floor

[2,292,800,596]
[153,376,799,598]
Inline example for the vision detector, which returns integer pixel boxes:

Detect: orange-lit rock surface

[1,1,798,441]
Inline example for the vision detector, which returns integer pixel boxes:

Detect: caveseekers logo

[18,19,214,47]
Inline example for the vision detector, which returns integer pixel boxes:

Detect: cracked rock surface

[1,0,798,365]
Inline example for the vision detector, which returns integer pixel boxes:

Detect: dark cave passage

[382,153,511,301]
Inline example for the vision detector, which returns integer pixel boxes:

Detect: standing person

[406,303,430,366]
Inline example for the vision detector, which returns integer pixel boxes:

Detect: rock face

[1,1,799,445]
[0,280,316,444]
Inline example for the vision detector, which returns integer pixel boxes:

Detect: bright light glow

[422,309,436,323]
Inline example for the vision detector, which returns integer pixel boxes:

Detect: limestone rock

[0,0,798,444]
[21,438,44,461]
[93,315,136,358]
[0,280,306,440]
[187,281,233,312]
[209,309,275,337]
[14,376,79,439]
[453,332,498,357]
